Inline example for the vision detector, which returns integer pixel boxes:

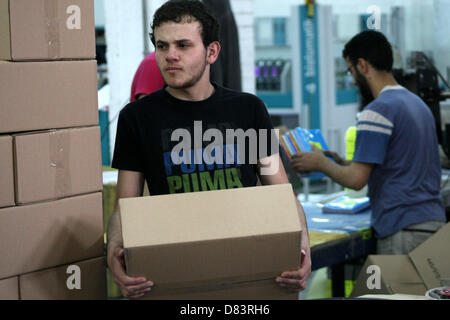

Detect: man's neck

[166,82,215,102]
[370,72,399,98]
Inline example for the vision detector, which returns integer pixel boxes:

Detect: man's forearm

[107,209,123,258]
[296,199,310,252]
[320,158,366,190]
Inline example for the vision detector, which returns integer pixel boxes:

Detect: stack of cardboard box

[0,0,106,300]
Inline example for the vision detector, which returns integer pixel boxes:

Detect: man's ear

[356,58,370,75]
[206,41,221,64]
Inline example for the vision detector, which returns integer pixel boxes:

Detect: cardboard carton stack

[0,0,106,300]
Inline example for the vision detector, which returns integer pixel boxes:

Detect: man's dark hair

[150,0,220,48]
[343,30,393,72]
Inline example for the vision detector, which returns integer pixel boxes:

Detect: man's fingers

[290,161,306,172]
[277,277,299,285]
[125,286,152,298]
[276,277,302,291]
[276,276,307,292]
[280,270,301,279]
[277,251,311,292]
[111,259,149,287]
[119,282,152,299]
[127,281,154,293]
[300,279,307,290]
[110,247,154,298]
[290,153,305,161]
[118,274,149,287]
[120,288,144,299]
[276,267,309,290]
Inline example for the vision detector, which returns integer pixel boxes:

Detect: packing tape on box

[44,0,60,59]
[49,130,71,199]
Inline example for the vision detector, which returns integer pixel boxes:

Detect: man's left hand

[290,145,326,173]
[276,249,311,292]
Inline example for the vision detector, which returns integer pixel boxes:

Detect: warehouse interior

[1,0,450,303]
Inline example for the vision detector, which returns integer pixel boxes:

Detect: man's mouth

[166,67,182,73]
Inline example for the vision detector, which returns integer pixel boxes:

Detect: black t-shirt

[112,84,277,195]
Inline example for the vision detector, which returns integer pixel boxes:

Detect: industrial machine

[393,51,450,157]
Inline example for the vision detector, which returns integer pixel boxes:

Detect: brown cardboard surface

[120,184,302,300]
[0,277,19,300]
[20,257,107,300]
[148,279,298,300]
[0,192,104,279]
[352,223,450,298]
[0,0,95,61]
[0,60,98,134]
[0,135,14,208]
[408,222,450,289]
[0,0,11,60]
[14,126,102,205]
[351,255,427,297]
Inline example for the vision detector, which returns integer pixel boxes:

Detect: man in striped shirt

[291,30,446,254]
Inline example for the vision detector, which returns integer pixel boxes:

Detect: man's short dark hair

[150,0,220,48]
[343,30,393,72]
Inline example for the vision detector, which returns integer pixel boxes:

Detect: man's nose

[166,47,179,61]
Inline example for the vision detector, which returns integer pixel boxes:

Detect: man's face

[347,59,374,110]
[154,20,209,90]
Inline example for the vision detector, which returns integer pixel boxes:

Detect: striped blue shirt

[353,86,446,238]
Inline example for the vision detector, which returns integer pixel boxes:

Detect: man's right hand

[108,247,153,299]
[323,150,349,166]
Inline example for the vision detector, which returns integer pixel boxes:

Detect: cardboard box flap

[351,255,425,297]
[368,255,424,282]
[408,222,450,289]
[386,282,427,296]
[120,184,301,248]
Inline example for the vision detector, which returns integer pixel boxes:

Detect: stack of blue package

[280,127,330,179]
[322,195,370,214]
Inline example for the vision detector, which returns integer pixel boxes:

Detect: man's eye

[157,44,167,49]
[178,43,189,48]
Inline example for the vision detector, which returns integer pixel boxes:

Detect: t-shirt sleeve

[353,105,394,165]
[111,108,144,172]
[254,98,279,159]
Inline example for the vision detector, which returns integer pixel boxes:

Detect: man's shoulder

[122,89,165,114]
[362,96,398,121]
[366,88,430,120]
[218,85,265,106]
